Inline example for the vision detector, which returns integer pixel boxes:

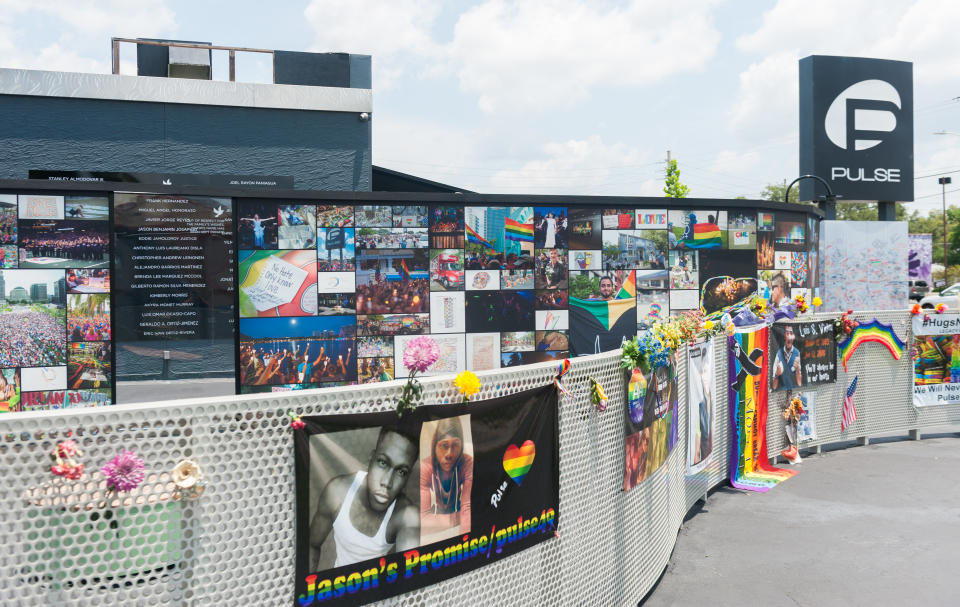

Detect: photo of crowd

[357,313,429,336]
[0,196,16,244]
[0,269,68,368]
[18,220,109,268]
[317,205,354,227]
[356,250,429,310]
[501,331,535,352]
[356,228,428,250]
[568,208,601,250]
[67,341,111,389]
[239,316,357,387]
[357,336,393,357]
[68,294,111,342]
[1,245,16,269]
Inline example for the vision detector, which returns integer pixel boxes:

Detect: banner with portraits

[769,321,837,392]
[623,359,679,491]
[912,314,960,407]
[686,340,715,475]
[294,385,558,606]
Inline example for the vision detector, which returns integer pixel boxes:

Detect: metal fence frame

[0,310,956,606]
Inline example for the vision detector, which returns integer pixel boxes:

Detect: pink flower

[56,440,80,459]
[402,336,440,373]
[291,419,305,430]
[101,450,145,493]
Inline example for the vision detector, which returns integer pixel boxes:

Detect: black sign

[294,385,558,606]
[113,193,234,341]
[29,170,294,189]
[326,227,346,250]
[799,55,913,202]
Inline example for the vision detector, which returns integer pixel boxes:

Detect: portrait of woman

[419,415,474,544]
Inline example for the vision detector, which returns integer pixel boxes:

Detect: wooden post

[112,39,120,75]
[229,50,236,82]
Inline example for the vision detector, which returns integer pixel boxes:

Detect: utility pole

[940,176,952,285]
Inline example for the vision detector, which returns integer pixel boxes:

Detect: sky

[1,0,959,214]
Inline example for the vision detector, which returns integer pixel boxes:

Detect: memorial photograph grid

[232,200,820,395]
[0,193,114,411]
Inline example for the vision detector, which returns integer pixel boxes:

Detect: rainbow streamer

[504,217,534,242]
[837,319,905,372]
[728,326,797,492]
[554,359,573,397]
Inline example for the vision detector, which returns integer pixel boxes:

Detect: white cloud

[486,135,658,194]
[737,0,960,79]
[448,0,722,113]
[0,1,176,74]
[728,51,798,137]
[303,0,441,89]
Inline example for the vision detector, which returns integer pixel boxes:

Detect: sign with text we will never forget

[294,385,558,605]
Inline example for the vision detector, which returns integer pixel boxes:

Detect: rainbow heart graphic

[503,440,536,486]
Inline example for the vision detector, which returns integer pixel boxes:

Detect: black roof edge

[0,178,824,218]
[372,165,474,194]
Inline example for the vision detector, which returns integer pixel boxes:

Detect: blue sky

[2,0,959,213]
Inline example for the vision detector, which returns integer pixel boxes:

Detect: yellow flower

[454,370,481,399]
[812,296,822,307]
[704,320,714,330]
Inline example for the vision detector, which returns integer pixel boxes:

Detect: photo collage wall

[236,201,820,394]
[0,194,113,411]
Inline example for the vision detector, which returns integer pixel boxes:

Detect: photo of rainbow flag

[504,217,533,242]
[680,222,722,249]
[727,326,797,492]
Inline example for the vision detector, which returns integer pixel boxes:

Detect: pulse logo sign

[825,79,902,184]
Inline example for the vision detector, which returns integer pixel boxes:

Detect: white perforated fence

[0,311,956,606]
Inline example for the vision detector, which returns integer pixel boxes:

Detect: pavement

[643,431,960,607]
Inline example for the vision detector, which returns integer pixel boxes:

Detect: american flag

[841,375,859,431]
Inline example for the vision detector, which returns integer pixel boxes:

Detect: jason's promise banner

[294,385,558,605]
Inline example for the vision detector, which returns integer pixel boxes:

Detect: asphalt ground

[643,431,960,607]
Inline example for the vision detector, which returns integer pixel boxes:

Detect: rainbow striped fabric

[504,217,534,242]
[465,224,493,248]
[680,222,721,249]
[728,326,797,492]
[837,319,904,372]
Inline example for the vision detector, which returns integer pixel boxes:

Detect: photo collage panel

[235,202,820,392]
[0,194,113,412]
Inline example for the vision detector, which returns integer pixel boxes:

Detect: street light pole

[940,176,952,285]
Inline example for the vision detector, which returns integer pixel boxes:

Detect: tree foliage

[663,159,690,199]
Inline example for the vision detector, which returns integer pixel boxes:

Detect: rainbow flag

[465,224,493,249]
[728,326,797,492]
[616,270,636,299]
[504,217,534,242]
[680,222,721,249]
[837,319,904,371]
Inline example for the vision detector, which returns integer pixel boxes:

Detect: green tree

[569,273,599,300]
[760,182,798,204]
[663,159,690,198]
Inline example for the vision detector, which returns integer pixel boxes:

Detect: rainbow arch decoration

[837,319,905,372]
